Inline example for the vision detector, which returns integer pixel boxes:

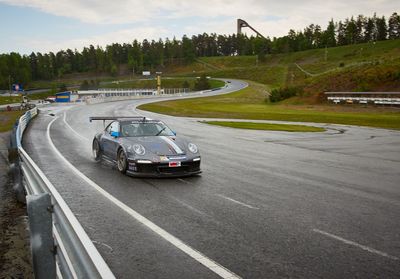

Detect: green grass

[199,40,400,75]
[101,78,225,90]
[200,56,260,68]
[183,40,400,94]
[139,82,400,130]
[27,91,53,100]
[203,121,325,132]
[174,65,287,89]
[0,110,24,132]
[0,96,22,105]
[0,92,54,105]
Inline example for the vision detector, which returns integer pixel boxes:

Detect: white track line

[63,112,91,141]
[313,229,399,261]
[217,194,259,210]
[47,117,241,279]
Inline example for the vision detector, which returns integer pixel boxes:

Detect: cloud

[3,0,397,25]
[0,0,398,53]
[23,26,170,53]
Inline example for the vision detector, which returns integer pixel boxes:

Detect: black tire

[117,149,128,174]
[92,139,102,162]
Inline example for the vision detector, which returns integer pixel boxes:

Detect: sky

[0,0,398,54]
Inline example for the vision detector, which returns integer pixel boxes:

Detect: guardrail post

[9,126,26,203]
[27,193,56,279]
[10,159,26,203]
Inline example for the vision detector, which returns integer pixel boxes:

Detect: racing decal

[160,136,184,154]
[167,155,186,160]
[169,161,181,167]
[159,156,169,162]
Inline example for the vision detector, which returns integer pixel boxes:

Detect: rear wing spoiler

[89,116,147,127]
[89,116,146,122]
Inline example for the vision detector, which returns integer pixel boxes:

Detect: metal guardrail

[327,96,400,105]
[15,107,115,278]
[83,88,193,105]
[78,88,156,95]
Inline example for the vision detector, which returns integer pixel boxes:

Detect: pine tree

[336,21,347,46]
[254,37,268,61]
[345,17,357,44]
[376,16,388,40]
[364,17,375,42]
[355,15,365,43]
[29,52,38,80]
[388,12,400,39]
[313,25,322,48]
[182,35,195,63]
[323,19,336,47]
[371,13,379,41]
[303,24,314,49]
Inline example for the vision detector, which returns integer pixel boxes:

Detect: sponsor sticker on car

[160,156,169,162]
[169,161,181,167]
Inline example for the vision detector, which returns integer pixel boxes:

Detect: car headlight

[132,144,145,155]
[188,143,198,154]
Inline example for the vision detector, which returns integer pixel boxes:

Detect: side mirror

[172,131,177,136]
[111,131,120,137]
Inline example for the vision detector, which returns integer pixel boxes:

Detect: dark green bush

[269,86,304,102]
[194,74,211,91]
[182,80,190,89]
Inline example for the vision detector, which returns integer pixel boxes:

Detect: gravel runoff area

[0,131,33,278]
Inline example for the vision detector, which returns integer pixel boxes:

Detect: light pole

[156,72,162,95]
[8,75,12,96]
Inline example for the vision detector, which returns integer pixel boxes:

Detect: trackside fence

[12,107,115,278]
[81,88,190,105]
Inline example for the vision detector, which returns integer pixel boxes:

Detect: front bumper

[126,159,201,178]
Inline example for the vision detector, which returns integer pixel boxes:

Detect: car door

[101,121,120,160]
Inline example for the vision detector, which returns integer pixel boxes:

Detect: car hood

[120,136,189,156]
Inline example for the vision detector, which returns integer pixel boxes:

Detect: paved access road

[23,80,400,278]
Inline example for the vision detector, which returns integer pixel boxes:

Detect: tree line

[0,12,399,89]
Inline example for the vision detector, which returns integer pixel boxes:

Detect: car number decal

[169,161,181,167]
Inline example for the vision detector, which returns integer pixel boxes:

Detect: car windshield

[120,121,175,137]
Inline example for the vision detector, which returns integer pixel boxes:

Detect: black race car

[90,117,201,177]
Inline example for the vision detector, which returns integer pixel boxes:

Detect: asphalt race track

[23,80,400,278]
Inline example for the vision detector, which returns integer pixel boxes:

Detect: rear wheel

[92,140,102,162]
[117,149,128,174]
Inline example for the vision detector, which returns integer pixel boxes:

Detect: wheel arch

[92,137,102,151]
[117,145,128,157]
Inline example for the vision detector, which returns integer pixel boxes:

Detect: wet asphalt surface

[23,80,400,278]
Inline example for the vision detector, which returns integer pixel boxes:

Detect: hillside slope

[25,39,400,105]
[175,40,400,103]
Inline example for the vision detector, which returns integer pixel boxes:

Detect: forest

[0,12,399,89]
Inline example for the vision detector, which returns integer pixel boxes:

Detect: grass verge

[139,82,400,130]
[0,111,23,132]
[101,78,225,90]
[0,96,21,106]
[203,121,325,132]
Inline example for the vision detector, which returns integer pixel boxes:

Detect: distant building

[56,91,71,102]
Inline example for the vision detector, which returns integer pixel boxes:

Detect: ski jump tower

[237,19,266,39]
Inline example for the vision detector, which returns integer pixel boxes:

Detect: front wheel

[117,149,128,174]
[92,140,102,162]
